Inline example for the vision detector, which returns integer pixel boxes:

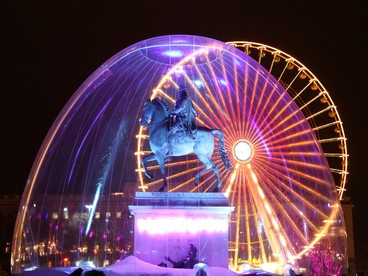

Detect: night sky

[2,0,367,271]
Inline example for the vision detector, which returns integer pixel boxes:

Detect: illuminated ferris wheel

[134,41,347,272]
[226,41,348,200]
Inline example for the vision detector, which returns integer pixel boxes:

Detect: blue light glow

[162,50,184,58]
[193,79,204,88]
[219,79,227,85]
[85,121,125,236]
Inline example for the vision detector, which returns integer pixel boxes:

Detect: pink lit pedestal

[129,192,234,268]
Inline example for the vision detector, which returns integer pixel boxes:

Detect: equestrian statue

[139,85,232,192]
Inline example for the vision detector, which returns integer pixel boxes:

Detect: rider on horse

[170,85,197,140]
[168,85,197,156]
[140,97,232,192]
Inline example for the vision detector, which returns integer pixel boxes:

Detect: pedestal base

[129,192,234,268]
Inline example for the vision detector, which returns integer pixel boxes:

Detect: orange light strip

[251,161,331,220]
[204,55,233,127]
[220,54,237,122]
[247,90,289,142]
[249,166,315,243]
[246,164,294,264]
[243,69,259,138]
[233,170,242,268]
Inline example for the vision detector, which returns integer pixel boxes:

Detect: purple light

[67,98,112,185]
[137,217,227,235]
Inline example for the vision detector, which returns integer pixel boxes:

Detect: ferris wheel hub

[233,140,253,163]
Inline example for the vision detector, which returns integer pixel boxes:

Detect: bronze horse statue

[140,98,232,192]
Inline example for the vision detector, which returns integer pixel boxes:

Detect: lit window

[95,212,100,219]
[116,212,121,219]
[106,212,111,218]
[52,212,58,219]
[5,242,11,253]
[63,209,68,219]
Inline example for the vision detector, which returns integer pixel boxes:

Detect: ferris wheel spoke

[259,108,304,144]
[183,73,224,127]
[252,161,332,218]
[190,65,228,128]
[242,71,260,137]
[247,168,287,262]
[232,59,243,124]
[250,174,327,241]
[239,65,251,135]
[219,56,238,121]
[245,91,290,143]
[252,84,278,126]
[257,156,332,192]
[250,166,322,236]
[211,69,236,125]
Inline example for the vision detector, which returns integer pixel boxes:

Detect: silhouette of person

[289,268,296,276]
[165,244,199,269]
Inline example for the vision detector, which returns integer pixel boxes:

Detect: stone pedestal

[128,192,234,268]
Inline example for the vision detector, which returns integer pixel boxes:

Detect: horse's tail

[212,129,232,171]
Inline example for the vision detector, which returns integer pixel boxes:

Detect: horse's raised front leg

[142,153,156,179]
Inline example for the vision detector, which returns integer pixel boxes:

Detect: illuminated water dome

[12,34,347,275]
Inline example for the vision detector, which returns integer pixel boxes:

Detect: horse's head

[140,99,152,126]
[140,98,170,127]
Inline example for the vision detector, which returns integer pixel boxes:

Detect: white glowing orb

[233,140,252,162]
